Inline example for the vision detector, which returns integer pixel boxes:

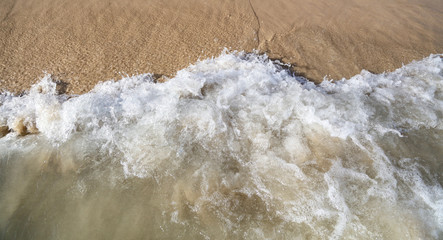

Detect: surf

[0,52,442,239]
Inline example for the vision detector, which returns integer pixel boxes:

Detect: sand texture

[0,0,442,93]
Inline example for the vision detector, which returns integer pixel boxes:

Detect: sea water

[0,52,442,239]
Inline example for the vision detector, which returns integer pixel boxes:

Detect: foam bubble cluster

[0,53,442,239]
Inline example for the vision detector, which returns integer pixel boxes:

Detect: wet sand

[0,0,442,94]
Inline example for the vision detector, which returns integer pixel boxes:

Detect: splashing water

[0,53,442,239]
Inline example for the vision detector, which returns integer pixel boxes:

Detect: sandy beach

[0,0,442,93]
[1,1,443,239]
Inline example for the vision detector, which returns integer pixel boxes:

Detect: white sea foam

[0,53,442,239]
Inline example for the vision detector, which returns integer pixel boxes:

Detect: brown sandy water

[0,0,442,93]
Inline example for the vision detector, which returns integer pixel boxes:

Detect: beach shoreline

[1,2,443,237]
[1,0,442,94]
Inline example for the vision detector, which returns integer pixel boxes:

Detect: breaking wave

[0,52,442,239]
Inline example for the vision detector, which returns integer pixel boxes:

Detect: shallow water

[0,53,442,239]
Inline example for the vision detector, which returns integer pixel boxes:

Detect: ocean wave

[0,52,442,239]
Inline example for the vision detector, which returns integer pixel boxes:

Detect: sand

[0,0,442,94]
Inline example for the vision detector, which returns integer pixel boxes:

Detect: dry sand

[0,0,442,94]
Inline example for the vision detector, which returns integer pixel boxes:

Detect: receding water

[0,53,442,239]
